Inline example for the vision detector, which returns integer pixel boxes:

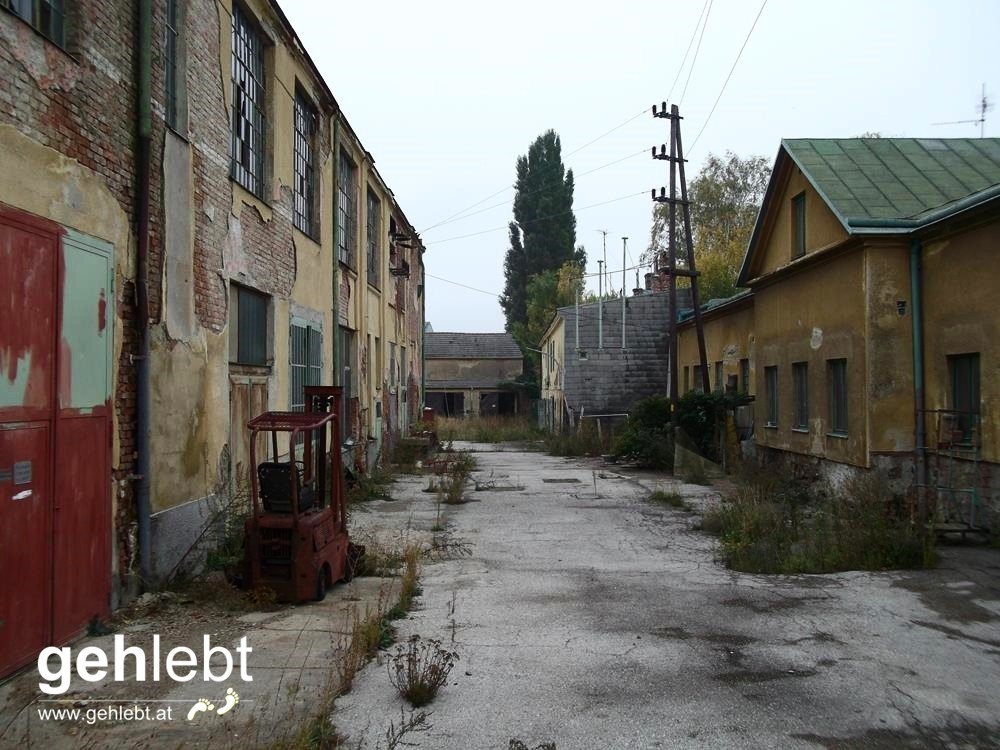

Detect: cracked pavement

[336,443,1000,749]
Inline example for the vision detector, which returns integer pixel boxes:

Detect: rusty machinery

[243,386,360,602]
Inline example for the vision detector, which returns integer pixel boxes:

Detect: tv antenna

[933,84,992,137]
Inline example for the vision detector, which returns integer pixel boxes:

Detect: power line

[689,0,768,153]
[424,273,500,298]
[419,108,649,233]
[423,148,648,234]
[666,0,711,103]
[423,191,649,246]
[679,0,714,105]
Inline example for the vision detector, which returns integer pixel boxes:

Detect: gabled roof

[738,137,1000,286]
[424,332,522,360]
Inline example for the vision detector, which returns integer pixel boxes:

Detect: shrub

[612,395,673,469]
[387,636,459,708]
[544,425,606,457]
[649,490,689,510]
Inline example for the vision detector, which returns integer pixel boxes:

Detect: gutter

[910,237,928,521]
[332,118,340,388]
[135,0,153,583]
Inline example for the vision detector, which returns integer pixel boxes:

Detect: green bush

[612,395,673,469]
[674,390,749,462]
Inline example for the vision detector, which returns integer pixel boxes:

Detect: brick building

[0,0,425,678]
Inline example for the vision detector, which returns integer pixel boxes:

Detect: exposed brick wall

[0,3,141,583]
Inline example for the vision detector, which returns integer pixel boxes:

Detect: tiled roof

[782,138,1000,227]
[424,332,522,360]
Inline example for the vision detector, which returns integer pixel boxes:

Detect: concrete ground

[0,572,398,748]
[335,443,1000,749]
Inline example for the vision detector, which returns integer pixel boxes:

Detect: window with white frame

[230,4,266,198]
[292,88,318,237]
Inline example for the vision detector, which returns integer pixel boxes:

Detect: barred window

[293,89,317,236]
[765,366,778,427]
[366,189,381,288]
[827,359,848,435]
[229,285,269,367]
[792,361,808,430]
[4,0,64,45]
[337,150,357,267]
[230,4,265,198]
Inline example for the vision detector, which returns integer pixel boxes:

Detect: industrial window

[4,0,65,45]
[765,366,778,427]
[683,366,690,394]
[400,346,407,394]
[164,0,185,130]
[792,192,806,258]
[230,4,266,199]
[792,362,808,430]
[949,353,980,442]
[366,189,381,287]
[229,285,269,367]
[292,88,318,237]
[337,150,357,267]
[389,342,397,388]
[827,358,848,435]
[714,361,723,392]
[339,327,355,443]
[289,321,322,412]
[739,358,750,394]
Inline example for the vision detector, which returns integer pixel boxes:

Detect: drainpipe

[332,118,341,387]
[135,0,153,584]
[910,237,928,522]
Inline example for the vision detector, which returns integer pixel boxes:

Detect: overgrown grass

[436,415,540,443]
[649,489,690,511]
[544,426,607,457]
[710,472,936,574]
[347,465,396,505]
[682,462,713,486]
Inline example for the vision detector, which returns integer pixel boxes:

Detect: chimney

[644,272,654,291]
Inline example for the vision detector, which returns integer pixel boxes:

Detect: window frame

[3,0,65,46]
[948,353,980,443]
[292,86,318,238]
[764,365,778,427]
[792,192,806,259]
[714,361,723,393]
[230,3,267,200]
[337,150,358,268]
[739,358,750,394]
[366,188,381,288]
[792,361,808,431]
[827,358,848,436]
[229,284,270,368]
[164,0,186,131]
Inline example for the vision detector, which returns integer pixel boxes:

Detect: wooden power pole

[652,102,710,405]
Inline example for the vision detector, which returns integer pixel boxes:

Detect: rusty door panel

[52,416,110,642]
[0,422,51,675]
[51,231,113,642]
[230,376,269,489]
[0,210,57,422]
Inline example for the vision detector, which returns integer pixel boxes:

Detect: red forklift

[243,386,360,602]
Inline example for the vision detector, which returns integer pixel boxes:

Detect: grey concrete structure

[544,289,691,426]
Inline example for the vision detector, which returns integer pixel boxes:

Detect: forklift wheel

[315,567,328,602]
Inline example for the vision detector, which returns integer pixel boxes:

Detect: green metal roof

[782,137,1000,229]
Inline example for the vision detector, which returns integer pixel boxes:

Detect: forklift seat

[258,462,315,513]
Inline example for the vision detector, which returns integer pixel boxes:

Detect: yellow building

[424,333,524,417]
[680,138,999,522]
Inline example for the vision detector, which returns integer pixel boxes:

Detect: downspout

[910,237,928,522]
[135,0,153,584]
[332,118,341,387]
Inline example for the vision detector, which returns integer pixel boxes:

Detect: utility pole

[621,236,628,349]
[652,102,710,404]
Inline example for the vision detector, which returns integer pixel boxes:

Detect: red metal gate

[0,205,112,677]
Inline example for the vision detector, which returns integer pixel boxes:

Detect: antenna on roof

[932,83,992,137]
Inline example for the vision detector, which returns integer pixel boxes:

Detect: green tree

[512,259,585,374]
[646,151,771,302]
[500,130,579,342]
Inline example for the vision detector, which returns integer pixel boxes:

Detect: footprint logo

[186,699,215,721]
[216,687,240,716]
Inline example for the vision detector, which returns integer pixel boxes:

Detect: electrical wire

[679,0,714,105]
[419,108,649,233]
[425,273,500,298]
[423,191,649,247]
[689,0,768,154]
[423,148,649,234]
[666,0,711,103]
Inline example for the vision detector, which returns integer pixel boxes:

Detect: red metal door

[0,209,57,676]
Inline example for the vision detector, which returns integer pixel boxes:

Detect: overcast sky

[281,0,997,333]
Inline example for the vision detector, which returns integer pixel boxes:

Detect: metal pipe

[135,0,153,584]
[332,118,341,388]
[621,237,627,349]
[597,260,603,350]
[575,288,580,351]
[910,237,928,522]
